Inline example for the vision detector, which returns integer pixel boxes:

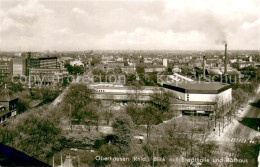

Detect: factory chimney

[224,44,227,75]
[203,56,206,79]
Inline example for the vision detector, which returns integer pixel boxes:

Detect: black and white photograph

[0,0,259,166]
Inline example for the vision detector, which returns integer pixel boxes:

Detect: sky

[0,0,259,51]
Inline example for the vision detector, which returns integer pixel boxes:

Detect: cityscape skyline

[0,0,259,51]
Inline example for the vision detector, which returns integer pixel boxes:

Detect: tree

[142,105,161,143]
[128,82,143,106]
[65,63,84,75]
[41,88,60,104]
[232,88,248,106]
[125,104,143,125]
[0,76,24,93]
[152,88,175,112]
[17,99,30,114]
[136,63,145,74]
[64,83,93,112]
[112,114,135,154]
[0,106,63,164]
[76,103,100,131]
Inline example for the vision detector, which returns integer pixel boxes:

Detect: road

[231,89,260,139]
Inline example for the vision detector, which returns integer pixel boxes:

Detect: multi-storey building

[39,57,58,69]
[25,52,67,87]
[0,61,12,78]
[13,58,24,76]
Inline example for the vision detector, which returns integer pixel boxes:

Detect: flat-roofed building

[24,54,67,87]
[91,85,159,102]
[163,81,232,114]
[29,68,63,86]
[39,57,58,69]
[144,66,166,73]
[163,58,168,67]
[0,61,12,78]
[163,81,231,103]
[13,58,24,76]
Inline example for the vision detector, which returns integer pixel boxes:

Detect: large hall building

[89,80,232,116]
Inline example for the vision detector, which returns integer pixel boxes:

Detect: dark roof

[38,56,57,60]
[0,143,51,167]
[163,81,231,94]
[0,87,18,102]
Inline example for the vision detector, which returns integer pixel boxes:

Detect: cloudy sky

[0,0,259,51]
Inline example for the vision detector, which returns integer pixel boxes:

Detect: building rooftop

[207,67,241,75]
[163,81,231,94]
[93,86,158,90]
[0,86,18,102]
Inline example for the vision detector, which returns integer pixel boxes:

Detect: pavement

[208,85,260,142]
[231,91,260,139]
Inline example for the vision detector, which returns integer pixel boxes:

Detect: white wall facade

[165,87,232,105]
[163,59,168,67]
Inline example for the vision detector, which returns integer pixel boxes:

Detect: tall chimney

[203,56,206,79]
[224,44,227,75]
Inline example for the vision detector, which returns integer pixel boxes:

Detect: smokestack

[203,56,206,79]
[224,44,227,75]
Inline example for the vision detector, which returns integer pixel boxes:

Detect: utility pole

[214,110,217,128]
[77,155,80,167]
[53,155,55,167]
[191,130,193,156]
[152,151,154,167]
[70,104,72,132]
[218,120,221,136]
[61,152,63,167]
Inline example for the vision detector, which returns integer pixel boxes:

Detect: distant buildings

[70,60,84,67]
[207,66,241,76]
[144,66,166,73]
[106,62,124,68]
[13,58,24,76]
[121,66,136,74]
[0,61,12,78]
[163,58,168,67]
[26,54,58,73]
[25,52,68,87]
[101,55,113,64]
[144,57,153,64]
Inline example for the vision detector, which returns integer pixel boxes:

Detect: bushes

[0,106,63,164]
[30,88,61,104]
[112,114,135,154]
